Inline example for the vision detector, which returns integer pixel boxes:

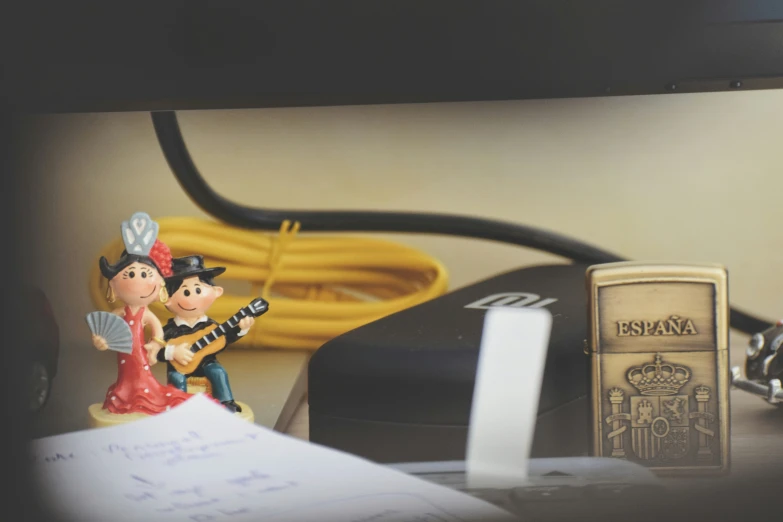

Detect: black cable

[151,110,772,335]
[151,112,624,264]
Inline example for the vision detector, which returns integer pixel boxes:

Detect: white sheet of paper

[29,395,515,522]
[465,307,552,489]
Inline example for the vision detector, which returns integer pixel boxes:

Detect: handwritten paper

[29,395,516,522]
[466,308,552,488]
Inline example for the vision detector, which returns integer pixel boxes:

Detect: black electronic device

[389,458,665,520]
[308,263,592,463]
[7,2,783,112]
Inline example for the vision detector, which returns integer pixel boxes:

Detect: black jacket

[158,317,242,377]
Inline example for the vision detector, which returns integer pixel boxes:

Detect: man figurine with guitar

[157,255,269,413]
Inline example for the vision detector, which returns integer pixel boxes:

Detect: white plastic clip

[465,307,552,489]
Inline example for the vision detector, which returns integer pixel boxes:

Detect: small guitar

[167,298,269,374]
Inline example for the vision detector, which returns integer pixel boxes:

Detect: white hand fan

[85,311,133,354]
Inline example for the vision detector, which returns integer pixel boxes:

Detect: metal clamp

[731,366,783,405]
[768,379,782,405]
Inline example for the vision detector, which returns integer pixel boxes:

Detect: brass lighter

[586,262,730,474]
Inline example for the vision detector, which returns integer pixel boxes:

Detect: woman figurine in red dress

[91,211,196,415]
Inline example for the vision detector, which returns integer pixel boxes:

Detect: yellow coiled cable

[89,217,449,351]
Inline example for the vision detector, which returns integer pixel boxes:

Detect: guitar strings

[89,216,449,351]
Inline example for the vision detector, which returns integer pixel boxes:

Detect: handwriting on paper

[226,470,270,487]
[104,431,261,467]
[30,394,513,522]
[119,467,302,521]
[34,452,76,464]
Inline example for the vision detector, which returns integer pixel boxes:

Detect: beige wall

[23,89,783,354]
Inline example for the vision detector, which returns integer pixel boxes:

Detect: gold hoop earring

[159,286,169,304]
[106,286,116,304]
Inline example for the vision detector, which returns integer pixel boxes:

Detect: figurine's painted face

[165,276,224,320]
[109,262,163,307]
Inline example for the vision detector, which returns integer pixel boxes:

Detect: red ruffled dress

[102,306,195,414]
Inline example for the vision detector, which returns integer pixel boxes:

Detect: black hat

[166,255,226,281]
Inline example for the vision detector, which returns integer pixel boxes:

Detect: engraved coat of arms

[605,353,715,463]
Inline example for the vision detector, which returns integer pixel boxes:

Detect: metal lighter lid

[585,261,729,355]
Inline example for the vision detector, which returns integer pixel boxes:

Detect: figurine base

[87,403,148,428]
[87,399,254,429]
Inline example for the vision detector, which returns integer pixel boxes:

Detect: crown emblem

[627,353,691,396]
[694,384,711,400]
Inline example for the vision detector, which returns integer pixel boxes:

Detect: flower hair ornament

[122,212,159,256]
[120,212,173,279]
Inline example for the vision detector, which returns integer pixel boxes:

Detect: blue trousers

[168,361,234,403]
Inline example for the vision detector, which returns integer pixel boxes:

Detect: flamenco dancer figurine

[158,255,260,420]
[87,212,202,428]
